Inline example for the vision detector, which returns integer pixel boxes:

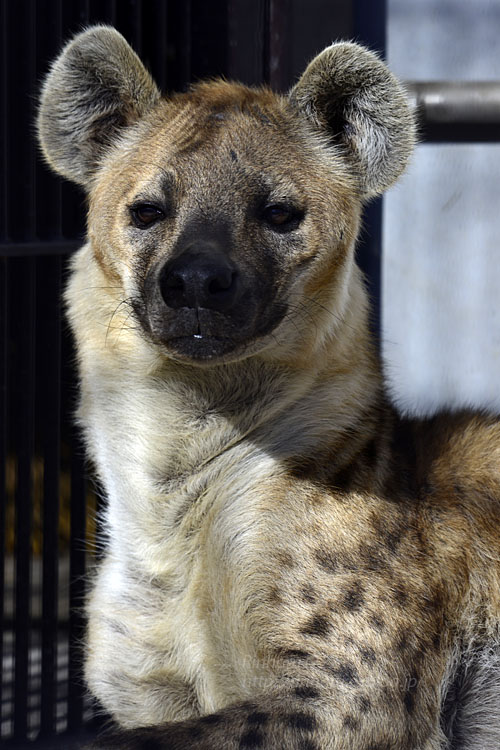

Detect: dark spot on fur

[240,728,264,747]
[326,661,359,685]
[393,585,408,606]
[404,691,415,714]
[276,551,295,568]
[432,631,441,651]
[268,586,282,605]
[293,685,320,700]
[281,649,310,660]
[200,713,222,724]
[370,614,385,631]
[396,630,410,651]
[300,613,331,637]
[301,585,317,604]
[359,646,377,665]
[403,674,418,714]
[286,712,316,731]
[299,741,320,750]
[343,715,360,730]
[357,695,372,713]
[383,524,405,554]
[247,711,269,726]
[314,548,337,573]
[359,544,385,572]
[342,582,364,611]
[426,588,445,614]
[230,149,238,161]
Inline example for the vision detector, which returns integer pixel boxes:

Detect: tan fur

[38,27,500,750]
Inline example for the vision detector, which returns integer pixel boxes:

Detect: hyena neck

[144,277,383,471]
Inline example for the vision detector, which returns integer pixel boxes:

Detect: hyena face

[38,26,414,365]
[88,84,359,364]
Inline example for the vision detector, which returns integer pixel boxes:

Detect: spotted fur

[37,26,500,750]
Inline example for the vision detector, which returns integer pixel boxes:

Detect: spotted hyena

[37,25,500,750]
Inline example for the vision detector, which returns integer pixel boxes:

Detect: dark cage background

[0,0,395,746]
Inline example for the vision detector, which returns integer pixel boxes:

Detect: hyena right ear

[289,42,415,199]
[37,26,160,188]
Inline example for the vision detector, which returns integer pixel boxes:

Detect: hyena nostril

[159,251,240,312]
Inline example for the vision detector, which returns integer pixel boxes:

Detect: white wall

[384,0,500,415]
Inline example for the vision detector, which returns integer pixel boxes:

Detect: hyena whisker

[105,298,136,345]
[291,293,362,338]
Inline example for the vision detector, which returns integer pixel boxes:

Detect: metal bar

[0,0,8,243]
[0,257,7,736]
[67,442,87,731]
[227,0,265,86]
[142,0,168,92]
[0,241,82,258]
[267,0,292,91]
[406,81,500,125]
[166,0,191,92]
[40,256,62,736]
[406,81,500,143]
[13,257,36,739]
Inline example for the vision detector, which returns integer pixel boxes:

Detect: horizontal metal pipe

[406,81,500,125]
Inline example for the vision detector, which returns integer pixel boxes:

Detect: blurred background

[1,0,499,746]
[385,0,500,416]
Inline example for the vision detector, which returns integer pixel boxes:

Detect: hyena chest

[87,447,281,725]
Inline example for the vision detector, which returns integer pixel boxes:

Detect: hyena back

[37,26,500,750]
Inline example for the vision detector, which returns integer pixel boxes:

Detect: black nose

[159,245,240,312]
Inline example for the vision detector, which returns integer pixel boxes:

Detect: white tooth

[193,334,203,339]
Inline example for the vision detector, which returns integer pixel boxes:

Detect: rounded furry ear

[37,25,160,188]
[289,42,415,199]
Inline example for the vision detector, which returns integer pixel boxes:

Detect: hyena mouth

[165,331,245,360]
[139,252,285,363]
[142,303,287,362]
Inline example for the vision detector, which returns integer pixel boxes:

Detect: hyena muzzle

[37,25,500,750]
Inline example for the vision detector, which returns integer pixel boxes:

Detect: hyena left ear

[289,42,415,199]
[37,25,161,188]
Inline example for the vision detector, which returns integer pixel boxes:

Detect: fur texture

[37,27,500,750]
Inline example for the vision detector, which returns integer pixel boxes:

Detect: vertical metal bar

[227,0,265,86]
[353,0,387,339]
[36,0,63,243]
[267,0,292,91]
[39,257,62,736]
[0,0,8,243]
[262,0,271,84]
[67,436,87,731]
[142,0,168,92]
[13,257,36,739]
[166,0,191,92]
[0,257,7,737]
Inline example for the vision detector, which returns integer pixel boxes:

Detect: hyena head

[37,26,414,366]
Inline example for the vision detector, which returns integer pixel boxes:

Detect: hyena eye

[129,203,165,229]
[262,203,303,232]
